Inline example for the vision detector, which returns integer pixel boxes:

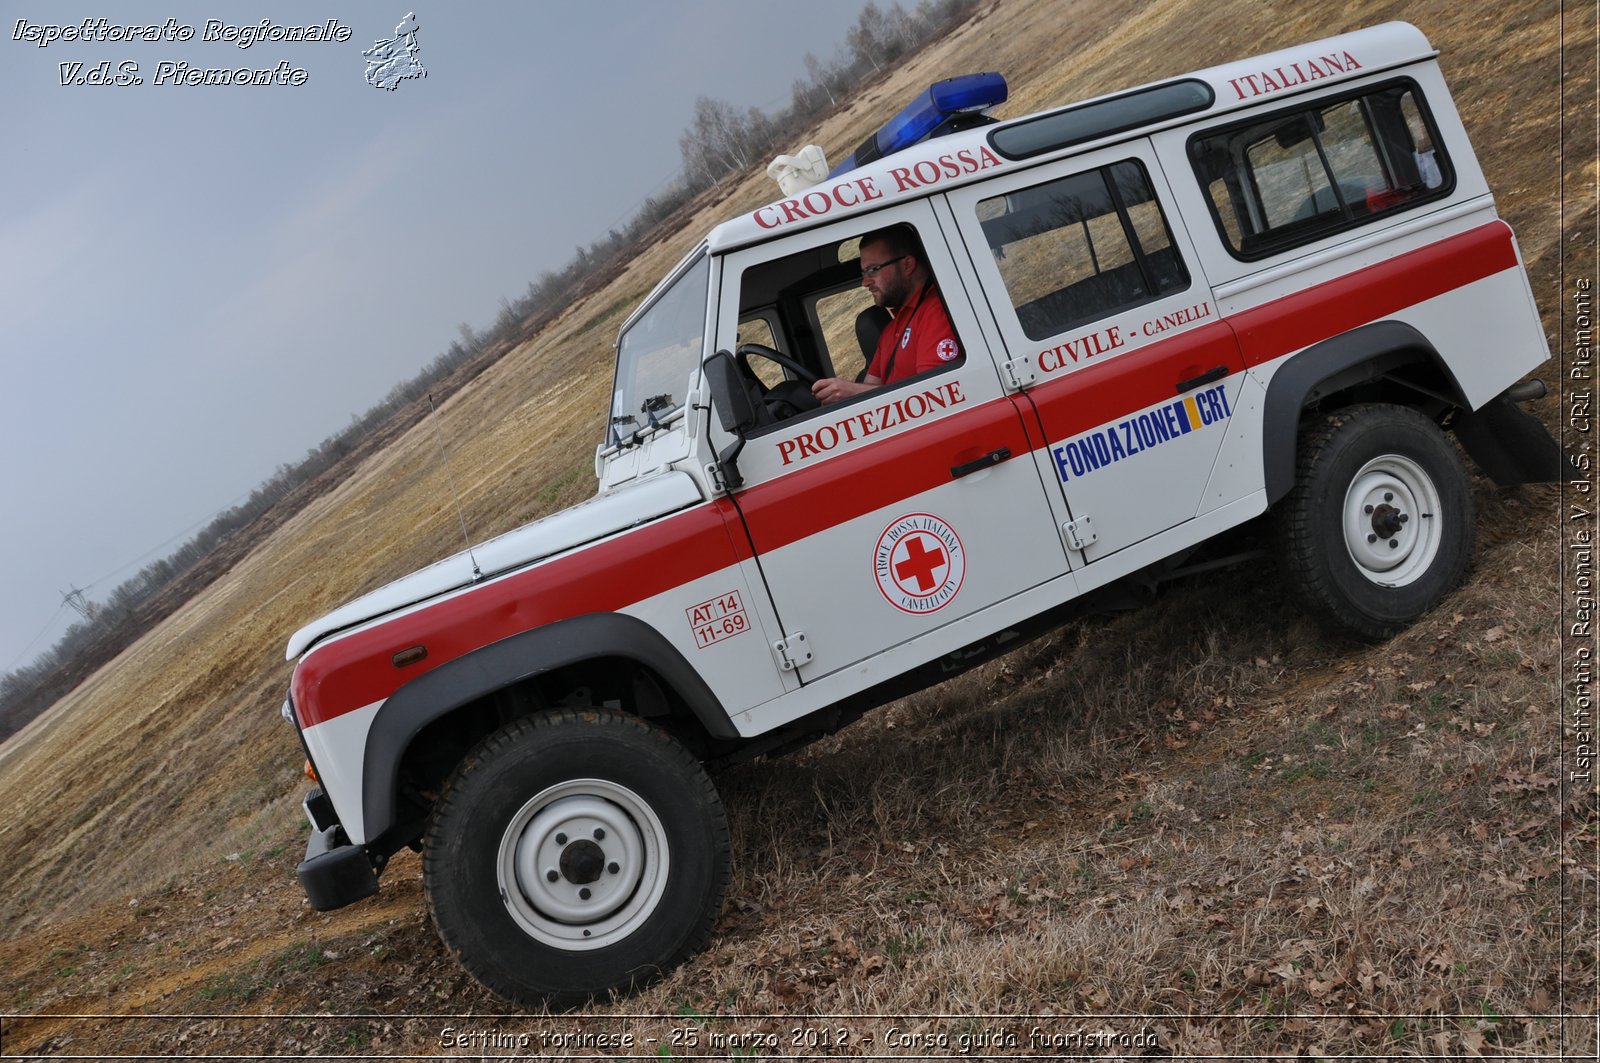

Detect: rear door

[944,141,1247,563]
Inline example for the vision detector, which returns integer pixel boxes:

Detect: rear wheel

[423,709,729,1008]
[1277,404,1475,640]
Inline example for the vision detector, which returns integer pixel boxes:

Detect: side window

[1190,80,1452,259]
[736,317,786,388]
[811,287,877,378]
[976,160,1190,341]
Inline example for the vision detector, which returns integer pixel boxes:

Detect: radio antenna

[426,392,482,581]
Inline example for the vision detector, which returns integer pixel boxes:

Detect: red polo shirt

[867,284,963,385]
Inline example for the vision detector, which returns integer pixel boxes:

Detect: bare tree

[680,96,769,189]
[847,2,892,71]
[804,52,844,107]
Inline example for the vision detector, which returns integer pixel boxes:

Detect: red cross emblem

[893,533,947,592]
[874,513,965,614]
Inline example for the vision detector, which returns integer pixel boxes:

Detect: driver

[811,224,963,404]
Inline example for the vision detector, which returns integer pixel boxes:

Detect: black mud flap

[1452,388,1566,485]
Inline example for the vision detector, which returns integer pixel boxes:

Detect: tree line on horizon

[0,0,984,741]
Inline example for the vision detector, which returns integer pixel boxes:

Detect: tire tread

[1276,403,1474,640]
[422,708,730,1008]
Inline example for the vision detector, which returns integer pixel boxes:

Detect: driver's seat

[854,305,892,383]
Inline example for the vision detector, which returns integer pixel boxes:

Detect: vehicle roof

[705,21,1435,255]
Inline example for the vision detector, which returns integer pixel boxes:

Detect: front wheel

[1277,404,1475,640]
[423,709,730,1008]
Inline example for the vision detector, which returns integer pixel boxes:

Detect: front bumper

[296,787,380,912]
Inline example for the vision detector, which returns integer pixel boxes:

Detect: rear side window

[1189,80,1452,259]
[976,160,1190,341]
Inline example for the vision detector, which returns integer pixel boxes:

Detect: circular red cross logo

[873,513,965,614]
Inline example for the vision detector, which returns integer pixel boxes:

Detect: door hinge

[1002,355,1038,391]
[1063,515,1097,551]
[773,632,813,672]
[705,461,729,495]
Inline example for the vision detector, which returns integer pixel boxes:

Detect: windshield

[609,253,710,446]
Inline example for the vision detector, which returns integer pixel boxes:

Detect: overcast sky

[0,0,886,671]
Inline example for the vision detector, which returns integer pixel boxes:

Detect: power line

[77,489,255,592]
[4,602,69,674]
[3,490,256,676]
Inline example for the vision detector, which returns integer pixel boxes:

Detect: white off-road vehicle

[282,23,1560,1006]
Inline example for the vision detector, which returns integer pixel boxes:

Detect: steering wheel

[735,342,818,384]
[734,342,820,422]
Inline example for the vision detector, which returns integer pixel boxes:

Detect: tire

[422,709,729,1008]
[1277,403,1475,640]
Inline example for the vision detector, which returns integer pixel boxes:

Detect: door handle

[950,447,1012,479]
[1176,365,1229,393]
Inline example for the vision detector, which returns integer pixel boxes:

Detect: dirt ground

[0,0,1594,1057]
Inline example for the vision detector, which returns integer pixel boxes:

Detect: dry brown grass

[0,0,1591,1056]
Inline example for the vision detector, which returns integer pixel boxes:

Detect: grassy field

[0,0,1593,1056]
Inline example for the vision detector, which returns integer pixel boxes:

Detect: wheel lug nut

[555,833,567,845]
[1364,505,1374,514]
[579,888,592,900]
[546,869,559,883]
[1389,539,1399,549]
[1367,534,1377,543]
[594,828,606,841]
[1399,514,1409,523]
[1384,492,1393,502]
[608,862,620,874]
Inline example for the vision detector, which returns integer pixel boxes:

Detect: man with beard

[811,224,963,404]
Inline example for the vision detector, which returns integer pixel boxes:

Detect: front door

[710,200,1073,684]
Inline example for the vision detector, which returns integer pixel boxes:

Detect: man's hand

[812,376,879,404]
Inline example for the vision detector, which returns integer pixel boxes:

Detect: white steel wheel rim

[497,779,669,951]
[1341,453,1442,587]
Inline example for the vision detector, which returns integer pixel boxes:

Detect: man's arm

[812,373,883,404]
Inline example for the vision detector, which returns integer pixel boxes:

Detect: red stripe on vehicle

[294,223,1520,728]
[1025,321,1245,441]
[731,393,1039,548]
[1227,221,1519,366]
[293,501,751,727]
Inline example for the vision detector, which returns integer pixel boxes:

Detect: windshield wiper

[608,413,638,449]
[641,393,676,430]
[606,396,682,453]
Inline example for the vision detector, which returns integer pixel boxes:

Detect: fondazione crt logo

[11,13,427,90]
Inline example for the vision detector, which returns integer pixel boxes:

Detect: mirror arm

[714,436,746,492]
[702,349,756,491]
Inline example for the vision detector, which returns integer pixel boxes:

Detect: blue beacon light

[828,72,1008,179]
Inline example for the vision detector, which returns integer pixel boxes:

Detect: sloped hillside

[1,0,1591,1056]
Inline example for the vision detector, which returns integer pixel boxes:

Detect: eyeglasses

[860,255,908,278]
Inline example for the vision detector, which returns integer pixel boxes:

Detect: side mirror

[704,350,758,434]
[702,350,752,490]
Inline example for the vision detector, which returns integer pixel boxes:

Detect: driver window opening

[729,222,966,430]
